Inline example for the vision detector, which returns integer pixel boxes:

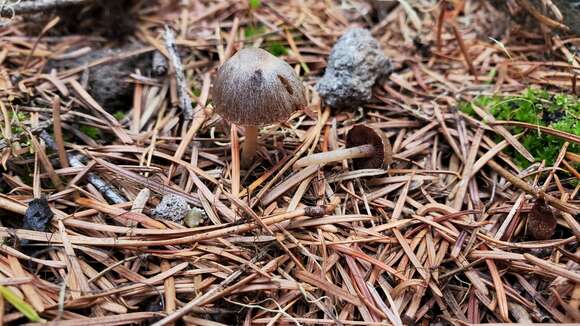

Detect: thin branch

[163,26,193,120]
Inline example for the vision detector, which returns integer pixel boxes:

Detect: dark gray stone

[315,28,392,109]
[23,197,53,232]
[152,194,190,223]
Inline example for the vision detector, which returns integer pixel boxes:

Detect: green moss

[113,111,125,120]
[249,0,261,9]
[460,88,579,168]
[79,126,102,140]
[267,42,288,56]
[7,111,27,134]
[458,101,476,117]
[244,25,266,38]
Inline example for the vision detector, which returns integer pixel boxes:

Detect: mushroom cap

[212,47,307,126]
[346,125,392,169]
[527,198,557,240]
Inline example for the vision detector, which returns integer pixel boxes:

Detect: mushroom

[212,47,307,167]
[294,125,392,169]
[527,197,557,240]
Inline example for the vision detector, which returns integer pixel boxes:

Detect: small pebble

[184,207,207,228]
[152,194,190,223]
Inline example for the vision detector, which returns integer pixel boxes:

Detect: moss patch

[8,111,27,135]
[460,88,579,167]
[113,111,126,120]
[267,42,288,57]
[79,126,102,140]
[249,0,261,10]
[244,25,266,38]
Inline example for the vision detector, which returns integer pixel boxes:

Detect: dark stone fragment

[23,197,53,232]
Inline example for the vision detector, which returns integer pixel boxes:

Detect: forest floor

[0,0,579,325]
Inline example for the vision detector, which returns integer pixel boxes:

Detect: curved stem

[294,144,375,168]
[241,126,258,168]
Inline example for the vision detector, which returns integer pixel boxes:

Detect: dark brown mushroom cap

[527,198,557,240]
[346,125,392,169]
[212,47,307,126]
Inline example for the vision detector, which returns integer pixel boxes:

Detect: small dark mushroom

[212,47,307,167]
[527,197,557,240]
[294,125,392,169]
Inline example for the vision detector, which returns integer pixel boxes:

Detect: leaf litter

[0,0,579,325]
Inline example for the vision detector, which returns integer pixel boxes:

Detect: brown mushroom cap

[527,198,557,240]
[346,125,392,169]
[212,47,307,126]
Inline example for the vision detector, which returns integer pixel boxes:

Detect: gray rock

[315,28,392,109]
[152,194,190,223]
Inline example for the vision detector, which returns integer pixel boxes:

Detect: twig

[163,26,193,120]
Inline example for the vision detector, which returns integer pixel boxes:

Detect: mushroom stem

[294,144,376,168]
[241,126,259,168]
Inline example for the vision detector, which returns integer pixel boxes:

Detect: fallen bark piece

[316,27,392,109]
[164,26,193,120]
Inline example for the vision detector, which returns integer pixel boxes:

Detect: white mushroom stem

[294,144,376,168]
[241,126,259,168]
